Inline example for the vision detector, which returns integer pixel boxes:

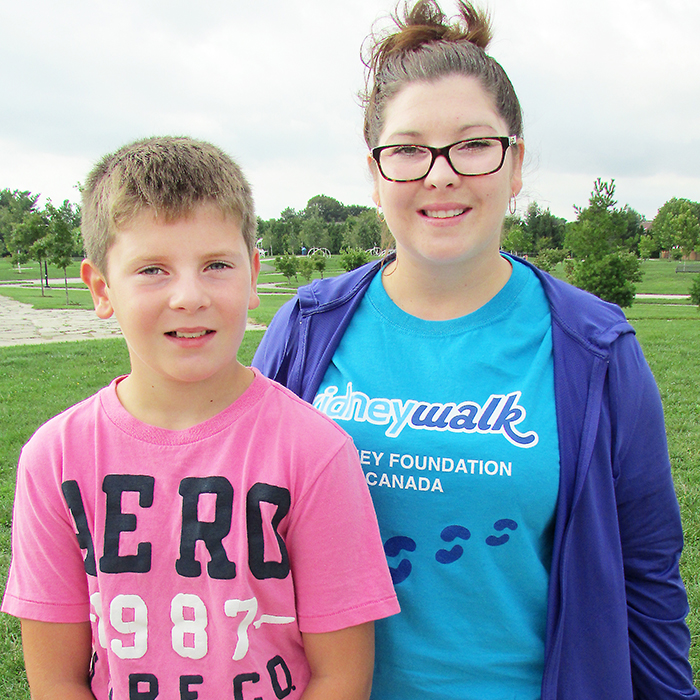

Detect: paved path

[0,287,690,348]
[0,294,266,347]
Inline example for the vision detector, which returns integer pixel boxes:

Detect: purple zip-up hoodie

[253,255,698,699]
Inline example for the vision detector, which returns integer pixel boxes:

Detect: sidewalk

[0,294,265,347]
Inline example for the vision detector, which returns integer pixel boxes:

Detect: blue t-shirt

[314,258,560,700]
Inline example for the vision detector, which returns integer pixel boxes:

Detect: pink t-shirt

[3,370,399,699]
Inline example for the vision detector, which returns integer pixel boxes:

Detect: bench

[675,263,700,273]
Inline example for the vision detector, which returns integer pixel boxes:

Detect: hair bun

[361,0,522,148]
[372,0,492,61]
[405,0,491,49]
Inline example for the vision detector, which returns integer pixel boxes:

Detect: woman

[253,2,698,698]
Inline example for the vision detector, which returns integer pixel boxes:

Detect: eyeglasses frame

[371,135,518,182]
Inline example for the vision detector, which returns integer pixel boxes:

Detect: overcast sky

[1,0,698,224]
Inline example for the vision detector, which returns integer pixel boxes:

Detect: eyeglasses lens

[379,138,505,181]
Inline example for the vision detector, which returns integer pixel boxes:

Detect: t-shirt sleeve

[2,439,91,622]
[285,436,400,634]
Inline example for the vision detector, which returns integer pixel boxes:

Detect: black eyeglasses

[372,135,518,182]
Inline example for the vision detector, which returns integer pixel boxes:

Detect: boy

[2,137,399,699]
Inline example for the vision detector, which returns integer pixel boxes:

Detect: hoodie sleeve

[610,332,698,699]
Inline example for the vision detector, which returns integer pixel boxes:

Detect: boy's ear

[80,259,115,319]
[248,248,261,311]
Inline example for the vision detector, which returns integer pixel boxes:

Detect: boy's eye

[139,266,164,275]
[207,261,233,271]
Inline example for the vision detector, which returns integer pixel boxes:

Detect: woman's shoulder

[297,258,384,311]
[516,258,633,350]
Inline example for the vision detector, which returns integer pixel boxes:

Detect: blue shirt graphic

[315,258,560,700]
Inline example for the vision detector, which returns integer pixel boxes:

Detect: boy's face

[81,202,260,394]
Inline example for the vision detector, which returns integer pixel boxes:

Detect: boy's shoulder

[22,379,117,454]
[254,371,352,440]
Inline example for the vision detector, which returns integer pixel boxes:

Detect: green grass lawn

[632,317,700,684]
[0,253,698,695]
[0,257,83,283]
[0,284,95,310]
[249,292,295,327]
[637,259,700,295]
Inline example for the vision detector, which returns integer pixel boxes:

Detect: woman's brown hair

[361,0,523,148]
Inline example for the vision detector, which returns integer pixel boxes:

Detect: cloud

[490,0,700,217]
[0,0,698,221]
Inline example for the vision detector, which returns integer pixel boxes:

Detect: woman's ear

[368,153,381,207]
[510,139,525,197]
[80,259,115,319]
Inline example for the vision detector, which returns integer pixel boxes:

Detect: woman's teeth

[424,208,467,219]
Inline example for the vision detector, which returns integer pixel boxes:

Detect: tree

[0,189,40,257]
[258,197,373,256]
[501,221,533,256]
[46,199,81,303]
[637,234,657,260]
[298,257,314,283]
[564,179,643,307]
[326,221,346,254]
[565,179,627,259]
[532,248,567,273]
[312,255,327,278]
[652,198,700,262]
[619,206,646,254]
[304,195,347,223]
[7,210,50,292]
[570,252,642,308]
[300,215,330,252]
[275,254,298,284]
[343,210,382,252]
[523,202,566,251]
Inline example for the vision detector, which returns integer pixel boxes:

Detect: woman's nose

[424,154,460,188]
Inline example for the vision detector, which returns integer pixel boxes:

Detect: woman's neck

[380,252,512,320]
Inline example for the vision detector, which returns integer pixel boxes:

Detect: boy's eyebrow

[127,248,246,264]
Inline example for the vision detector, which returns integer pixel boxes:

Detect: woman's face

[370,74,523,273]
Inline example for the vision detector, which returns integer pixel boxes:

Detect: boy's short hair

[81,136,257,273]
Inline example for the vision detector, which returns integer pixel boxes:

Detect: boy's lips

[165,329,215,339]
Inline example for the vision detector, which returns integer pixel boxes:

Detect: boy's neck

[115,362,255,430]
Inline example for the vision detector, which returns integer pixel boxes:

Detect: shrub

[568,252,642,308]
[690,274,700,308]
[298,257,314,283]
[274,254,298,283]
[340,247,370,272]
[312,255,327,278]
[532,248,566,273]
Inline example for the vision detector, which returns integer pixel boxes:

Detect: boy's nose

[169,274,211,311]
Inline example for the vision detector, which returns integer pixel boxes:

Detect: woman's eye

[389,145,428,158]
[459,139,492,152]
[139,266,163,275]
